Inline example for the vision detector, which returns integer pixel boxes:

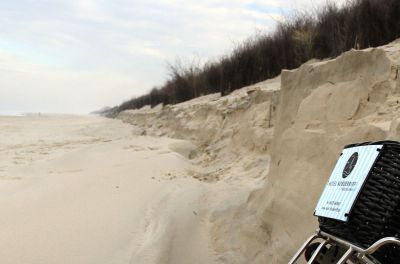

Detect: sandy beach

[3,39,400,264]
[0,114,228,264]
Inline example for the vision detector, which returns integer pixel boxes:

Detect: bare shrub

[110,0,400,114]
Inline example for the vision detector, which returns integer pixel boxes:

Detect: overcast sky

[0,0,342,115]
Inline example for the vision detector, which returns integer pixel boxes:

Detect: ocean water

[0,110,25,116]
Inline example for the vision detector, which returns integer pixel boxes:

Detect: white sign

[315,144,382,221]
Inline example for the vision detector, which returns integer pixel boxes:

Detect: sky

[0,0,344,115]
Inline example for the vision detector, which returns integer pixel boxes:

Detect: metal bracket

[288,229,400,264]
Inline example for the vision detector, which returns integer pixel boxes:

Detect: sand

[0,114,233,264]
[5,40,400,264]
[118,75,280,263]
[118,39,400,263]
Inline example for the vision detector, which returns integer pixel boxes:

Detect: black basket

[318,141,400,263]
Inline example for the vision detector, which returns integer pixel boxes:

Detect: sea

[0,110,25,116]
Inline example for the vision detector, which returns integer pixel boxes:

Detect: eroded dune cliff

[118,39,400,263]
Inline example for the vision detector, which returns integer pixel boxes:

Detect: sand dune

[118,39,400,263]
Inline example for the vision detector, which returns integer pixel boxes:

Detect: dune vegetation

[107,0,400,116]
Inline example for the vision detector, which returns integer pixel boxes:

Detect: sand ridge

[118,39,400,263]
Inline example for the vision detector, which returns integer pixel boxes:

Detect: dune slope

[119,39,400,263]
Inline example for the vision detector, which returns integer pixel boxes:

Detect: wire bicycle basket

[289,141,400,264]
